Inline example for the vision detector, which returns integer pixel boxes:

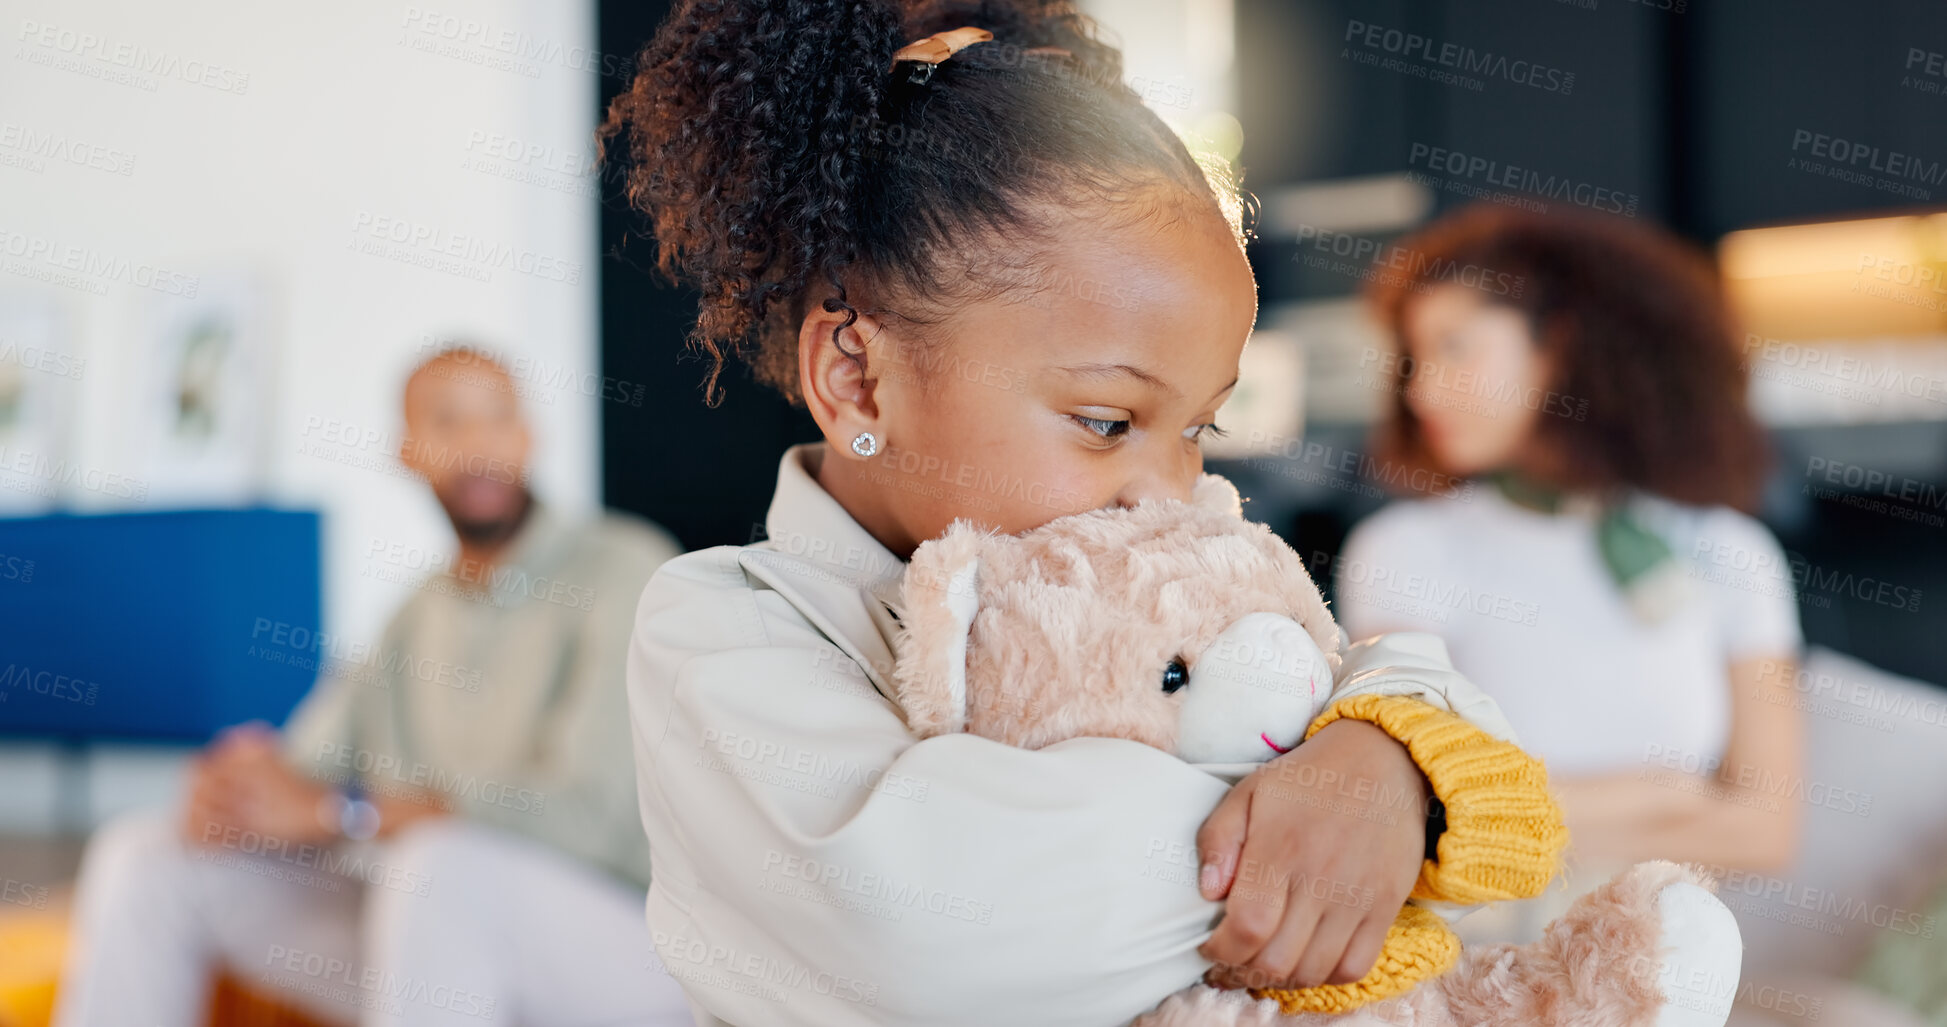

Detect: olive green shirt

[281,503,680,889]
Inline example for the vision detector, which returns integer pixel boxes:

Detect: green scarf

[1488,472,1689,624]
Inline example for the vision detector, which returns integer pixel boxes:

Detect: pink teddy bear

[893,475,1743,1027]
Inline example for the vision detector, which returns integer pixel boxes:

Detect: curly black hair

[1367,204,1770,512]
[599,0,1247,404]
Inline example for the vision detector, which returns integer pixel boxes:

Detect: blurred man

[54,346,692,1027]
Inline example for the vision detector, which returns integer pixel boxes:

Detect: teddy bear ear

[1190,473,1243,517]
[893,522,988,738]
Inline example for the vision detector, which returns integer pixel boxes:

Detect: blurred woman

[1335,205,1805,896]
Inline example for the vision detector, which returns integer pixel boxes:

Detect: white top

[626,444,1519,1027]
[1336,488,1803,779]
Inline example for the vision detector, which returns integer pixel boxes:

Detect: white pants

[53,809,694,1027]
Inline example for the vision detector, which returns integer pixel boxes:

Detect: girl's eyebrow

[1054,362,1179,397]
[1054,364,1241,406]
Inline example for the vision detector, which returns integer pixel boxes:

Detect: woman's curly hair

[599,0,1246,404]
[1366,204,1770,512]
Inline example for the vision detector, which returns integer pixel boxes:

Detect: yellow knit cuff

[1251,905,1460,1014]
[1305,694,1568,904]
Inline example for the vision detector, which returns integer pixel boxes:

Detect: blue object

[0,508,322,743]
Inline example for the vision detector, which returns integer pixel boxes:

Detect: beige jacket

[627,445,1518,1026]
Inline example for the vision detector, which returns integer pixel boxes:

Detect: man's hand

[185,722,337,847]
[1195,718,1432,990]
[182,749,249,846]
[369,786,451,838]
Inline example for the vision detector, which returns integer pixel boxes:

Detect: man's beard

[444,484,534,550]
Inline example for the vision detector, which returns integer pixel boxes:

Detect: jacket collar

[760,444,907,600]
[746,444,907,695]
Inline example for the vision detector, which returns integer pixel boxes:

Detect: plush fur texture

[1131,863,1716,1027]
[896,475,1337,751]
[892,485,1727,1026]
[1432,862,1697,1027]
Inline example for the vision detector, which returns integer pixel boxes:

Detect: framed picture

[130,271,274,506]
[0,295,81,514]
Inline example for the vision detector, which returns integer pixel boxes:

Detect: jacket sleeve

[629,550,1231,1027]
[1325,629,1520,745]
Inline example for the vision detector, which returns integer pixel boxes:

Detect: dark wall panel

[598,0,820,551]
[1688,0,1947,237]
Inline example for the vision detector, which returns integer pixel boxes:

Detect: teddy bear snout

[1174,612,1336,765]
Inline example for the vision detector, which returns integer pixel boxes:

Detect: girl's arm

[631,552,1552,1022]
[630,550,1232,1026]
[1197,667,1564,993]
[1553,655,1805,873]
[1193,716,1433,990]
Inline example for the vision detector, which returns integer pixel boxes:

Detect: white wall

[2,0,604,661]
[1081,0,1238,149]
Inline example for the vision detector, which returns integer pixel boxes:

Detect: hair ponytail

[602,0,1244,404]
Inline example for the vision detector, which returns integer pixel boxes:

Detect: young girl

[601,3,1574,1023]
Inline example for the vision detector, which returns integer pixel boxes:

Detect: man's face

[399,355,532,544]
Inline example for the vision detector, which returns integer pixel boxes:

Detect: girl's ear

[1190,473,1244,517]
[799,306,888,460]
[893,522,988,738]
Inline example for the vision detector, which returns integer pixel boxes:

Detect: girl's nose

[1113,480,1182,509]
[1113,458,1198,508]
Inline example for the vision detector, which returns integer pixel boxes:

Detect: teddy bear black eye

[1161,657,1189,694]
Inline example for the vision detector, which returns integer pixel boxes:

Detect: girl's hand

[1195,718,1432,990]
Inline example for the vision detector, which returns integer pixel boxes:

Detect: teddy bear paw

[1648,880,1741,1027]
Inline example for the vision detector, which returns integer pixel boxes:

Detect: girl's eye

[1183,422,1228,442]
[1072,415,1130,439]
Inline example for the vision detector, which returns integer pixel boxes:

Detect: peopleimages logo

[1290,223,1525,298]
[1787,129,1942,200]
[0,122,136,176]
[347,211,583,285]
[1692,537,1923,614]
[0,663,100,705]
[1791,130,1947,185]
[1343,20,1575,94]
[0,339,85,380]
[1406,144,1640,216]
[759,850,993,925]
[1743,333,1947,407]
[0,444,150,501]
[398,7,637,82]
[0,227,199,297]
[14,19,251,94]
